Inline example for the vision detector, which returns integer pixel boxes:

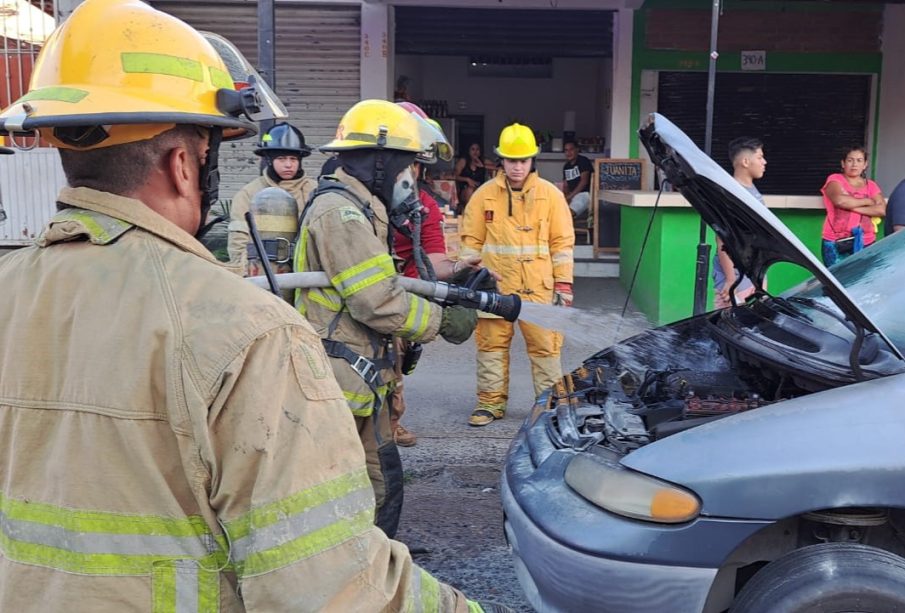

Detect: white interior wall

[395,54,610,157]
[600,57,613,151]
[394,53,423,101]
[608,7,633,158]
[876,4,905,192]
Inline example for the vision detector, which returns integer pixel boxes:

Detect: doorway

[454,114,485,161]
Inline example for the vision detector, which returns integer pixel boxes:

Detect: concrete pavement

[395,277,653,611]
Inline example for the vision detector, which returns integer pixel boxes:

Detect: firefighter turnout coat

[460,171,574,301]
[227,173,317,274]
[460,171,575,407]
[293,169,443,418]
[0,186,472,612]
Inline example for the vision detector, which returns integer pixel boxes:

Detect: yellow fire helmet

[322,99,451,161]
[495,123,540,160]
[0,0,286,150]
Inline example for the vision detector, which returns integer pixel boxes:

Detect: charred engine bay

[545,316,816,455]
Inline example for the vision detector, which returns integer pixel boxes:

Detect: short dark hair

[59,125,203,195]
[728,137,763,165]
[563,140,578,149]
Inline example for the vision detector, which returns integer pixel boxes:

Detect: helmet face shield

[200,31,288,124]
[411,114,452,162]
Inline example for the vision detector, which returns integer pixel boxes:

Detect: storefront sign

[595,158,645,192]
[592,158,646,256]
[741,50,766,71]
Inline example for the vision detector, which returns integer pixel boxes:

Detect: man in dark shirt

[885,178,905,235]
[562,140,594,217]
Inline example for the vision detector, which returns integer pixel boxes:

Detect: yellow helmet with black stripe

[0,0,285,149]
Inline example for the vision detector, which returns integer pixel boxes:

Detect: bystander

[562,140,593,217]
[714,137,767,308]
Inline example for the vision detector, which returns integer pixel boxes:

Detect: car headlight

[564,453,700,524]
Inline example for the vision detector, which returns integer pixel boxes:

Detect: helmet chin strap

[195,127,223,240]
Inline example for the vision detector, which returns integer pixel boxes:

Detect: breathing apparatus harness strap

[299,175,377,231]
[195,127,223,241]
[386,180,436,377]
[321,340,393,394]
[300,175,397,423]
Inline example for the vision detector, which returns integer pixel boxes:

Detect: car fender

[620,372,905,519]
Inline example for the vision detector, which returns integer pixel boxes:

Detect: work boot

[394,424,417,447]
[468,402,505,427]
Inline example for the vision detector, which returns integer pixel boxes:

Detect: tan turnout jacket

[0,186,472,612]
[293,169,443,417]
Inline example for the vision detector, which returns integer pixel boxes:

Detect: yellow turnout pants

[475,317,563,408]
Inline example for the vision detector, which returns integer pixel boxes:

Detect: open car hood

[640,113,903,359]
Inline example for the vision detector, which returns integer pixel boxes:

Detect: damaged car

[502,113,905,613]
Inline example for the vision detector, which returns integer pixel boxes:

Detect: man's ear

[166,145,196,199]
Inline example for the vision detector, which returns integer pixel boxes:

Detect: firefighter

[293,99,478,537]
[389,102,484,448]
[460,122,575,427]
[0,1,500,610]
[227,122,316,276]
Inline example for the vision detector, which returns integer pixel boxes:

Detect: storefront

[609,0,893,322]
[392,6,614,187]
[5,0,905,275]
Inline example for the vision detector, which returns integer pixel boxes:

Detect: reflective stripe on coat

[460,171,574,308]
[293,169,443,416]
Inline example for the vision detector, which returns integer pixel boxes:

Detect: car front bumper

[501,475,718,613]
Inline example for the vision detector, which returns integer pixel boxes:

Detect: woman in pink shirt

[820,146,886,266]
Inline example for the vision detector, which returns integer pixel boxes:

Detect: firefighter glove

[553,282,573,307]
[439,305,477,345]
[453,265,498,293]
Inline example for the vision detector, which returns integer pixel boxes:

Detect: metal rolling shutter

[656,71,871,196]
[152,2,360,200]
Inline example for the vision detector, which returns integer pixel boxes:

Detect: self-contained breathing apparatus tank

[246,187,300,303]
[246,187,298,275]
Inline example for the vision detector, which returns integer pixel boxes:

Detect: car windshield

[780,230,905,352]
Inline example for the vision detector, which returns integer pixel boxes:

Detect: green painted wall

[620,206,826,325]
[619,206,665,320]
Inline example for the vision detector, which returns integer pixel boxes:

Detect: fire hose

[247,270,521,322]
[244,209,521,322]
